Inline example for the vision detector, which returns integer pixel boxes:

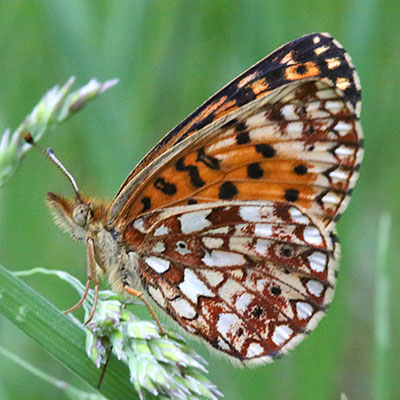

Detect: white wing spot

[303,226,323,246]
[231,269,244,280]
[217,313,240,338]
[246,342,264,358]
[313,36,321,44]
[152,242,166,253]
[329,168,349,181]
[202,237,224,249]
[171,298,197,319]
[326,57,341,70]
[255,239,269,255]
[256,279,268,291]
[207,136,236,152]
[325,100,344,113]
[239,206,261,222]
[307,251,327,272]
[179,269,214,303]
[286,121,303,136]
[289,206,309,224]
[202,250,246,267]
[316,88,337,100]
[321,191,341,205]
[336,77,350,91]
[219,279,245,304]
[296,302,313,319]
[254,224,273,238]
[132,218,146,233]
[178,210,212,234]
[229,236,251,253]
[281,104,298,120]
[314,45,329,55]
[207,226,230,235]
[272,325,293,346]
[217,337,231,351]
[235,293,253,313]
[310,109,330,119]
[334,121,352,136]
[306,101,321,113]
[353,70,362,90]
[246,112,267,128]
[154,225,169,236]
[306,280,324,297]
[145,256,170,273]
[148,285,166,307]
[199,270,224,287]
[335,145,354,157]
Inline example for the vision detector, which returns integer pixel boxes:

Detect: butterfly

[33,32,363,364]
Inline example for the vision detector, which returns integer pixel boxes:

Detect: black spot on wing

[271,286,282,295]
[251,306,263,318]
[255,144,275,158]
[247,163,264,179]
[296,64,307,74]
[197,148,220,170]
[219,181,238,199]
[236,130,250,145]
[176,157,205,188]
[154,177,177,195]
[294,165,308,175]
[140,197,151,212]
[235,86,256,106]
[284,189,299,202]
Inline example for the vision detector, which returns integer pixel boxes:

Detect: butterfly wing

[109,78,362,231]
[104,33,363,363]
[110,32,361,211]
[124,201,338,363]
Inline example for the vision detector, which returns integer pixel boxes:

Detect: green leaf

[0,265,136,400]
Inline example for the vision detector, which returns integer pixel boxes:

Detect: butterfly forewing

[125,201,337,362]
[114,32,360,193]
[111,79,362,231]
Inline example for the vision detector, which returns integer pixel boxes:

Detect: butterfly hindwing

[124,201,338,363]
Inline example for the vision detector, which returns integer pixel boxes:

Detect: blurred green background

[0,1,399,399]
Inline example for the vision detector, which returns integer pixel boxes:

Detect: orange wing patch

[114,79,362,231]
[112,33,361,203]
[285,62,320,81]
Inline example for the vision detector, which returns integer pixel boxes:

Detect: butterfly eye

[72,203,91,227]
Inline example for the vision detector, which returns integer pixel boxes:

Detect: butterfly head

[46,192,106,241]
[24,133,106,240]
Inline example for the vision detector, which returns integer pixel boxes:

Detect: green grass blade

[373,213,391,400]
[0,344,106,400]
[0,265,136,400]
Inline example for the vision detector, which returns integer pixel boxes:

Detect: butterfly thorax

[46,192,143,294]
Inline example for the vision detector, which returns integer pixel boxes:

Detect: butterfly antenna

[24,133,82,202]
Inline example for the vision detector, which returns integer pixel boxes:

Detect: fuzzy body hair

[46,192,143,295]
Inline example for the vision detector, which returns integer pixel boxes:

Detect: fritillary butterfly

[40,33,363,364]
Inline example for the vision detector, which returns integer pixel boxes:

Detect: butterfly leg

[84,238,100,325]
[64,237,99,325]
[125,286,166,336]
